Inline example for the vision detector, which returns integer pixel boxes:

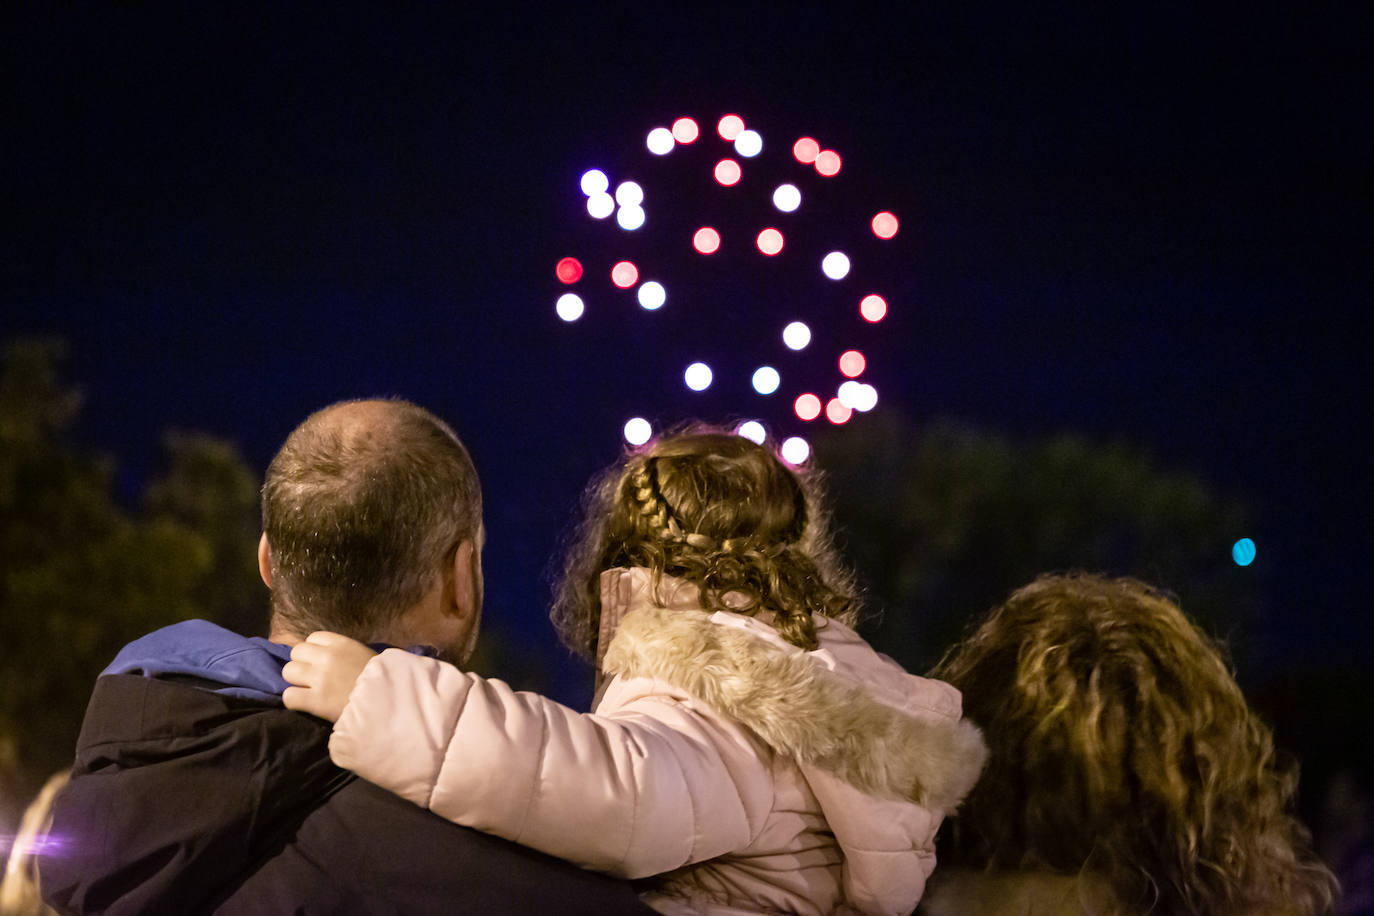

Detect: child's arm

[287,640,761,879]
[282,631,376,722]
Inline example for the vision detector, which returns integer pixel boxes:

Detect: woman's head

[932,573,1336,914]
[551,425,858,659]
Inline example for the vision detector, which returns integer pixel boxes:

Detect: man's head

[259,399,483,661]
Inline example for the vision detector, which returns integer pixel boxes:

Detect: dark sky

[2,4,1370,703]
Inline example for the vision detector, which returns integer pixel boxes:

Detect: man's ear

[258,533,274,589]
[448,538,477,620]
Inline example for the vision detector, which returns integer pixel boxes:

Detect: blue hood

[104,620,293,703]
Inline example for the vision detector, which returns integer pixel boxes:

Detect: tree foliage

[814,414,1257,675]
[0,339,262,828]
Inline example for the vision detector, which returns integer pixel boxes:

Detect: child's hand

[282,631,378,722]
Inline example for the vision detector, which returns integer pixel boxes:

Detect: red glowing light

[860,294,888,323]
[825,398,853,424]
[693,227,721,255]
[839,350,867,378]
[718,114,745,140]
[815,150,842,176]
[611,261,639,289]
[756,228,784,256]
[794,393,822,421]
[555,257,583,284]
[871,211,899,239]
[714,159,742,186]
[792,137,820,164]
[672,117,699,143]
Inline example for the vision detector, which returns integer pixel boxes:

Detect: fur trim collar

[601,601,987,811]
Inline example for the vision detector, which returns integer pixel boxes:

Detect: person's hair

[550,424,859,661]
[261,399,481,641]
[931,573,1337,915]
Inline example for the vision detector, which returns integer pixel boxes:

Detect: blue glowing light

[1232,538,1256,567]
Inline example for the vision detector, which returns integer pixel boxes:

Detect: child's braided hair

[550,424,860,660]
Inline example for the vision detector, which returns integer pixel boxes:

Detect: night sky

[3,4,1370,704]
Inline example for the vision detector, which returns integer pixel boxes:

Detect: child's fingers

[282,684,310,711]
[281,658,313,687]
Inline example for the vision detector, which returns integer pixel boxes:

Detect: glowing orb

[736,421,767,444]
[860,294,887,322]
[684,362,713,391]
[756,228,784,256]
[792,137,820,164]
[714,159,742,186]
[772,184,801,213]
[718,114,745,140]
[1232,538,1256,566]
[821,251,851,280]
[853,383,878,412]
[782,321,811,351]
[580,169,609,196]
[734,129,763,158]
[815,150,842,176]
[555,257,583,284]
[555,293,584,322]
[615,181,644,207]
[839,349,866,378]
[825,398,853,424]
[838,380,864,409]
[646,128,674,155]
[780,436,811,465]
[794,393,821,421]
[637,280,666,310]
[872,211,899,239]
[624,417,653,446]
[616,204,646,231]
[672,117,699,143]
[586,192,615,219]
[611,261,639,289]
[752,366,781,395]
[693,227,721,254]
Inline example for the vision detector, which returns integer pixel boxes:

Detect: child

[284,428,986,915]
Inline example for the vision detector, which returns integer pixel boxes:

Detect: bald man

[41,400,650,915]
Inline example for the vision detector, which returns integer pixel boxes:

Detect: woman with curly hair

[284,426,986,915]
[922,573,1337,915]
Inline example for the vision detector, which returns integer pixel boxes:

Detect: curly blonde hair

[931,573,1337,915]
[550,425,859,660]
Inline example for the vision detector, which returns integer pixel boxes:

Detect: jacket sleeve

[328,649,765,878]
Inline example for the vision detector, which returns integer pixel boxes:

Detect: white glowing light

[736,421,767,444]
[637,281,666,310]
[772,184,801,212]
[782,321,812,351]
[586,192,615,219]
[853,383,879,412]
[684,362,713,391]
[555,293,584,322]
[624,417,653,446]
[780,436,811,465]
[751,366,780,395]
[646,127,674,155]
[580,169,609,196]
[838,380,864,409]
[615,181,644,207]
[821,251,851,280]
[734,129,763,158]
[616,204,646,231]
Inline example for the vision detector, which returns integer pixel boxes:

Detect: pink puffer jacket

[330,568,986,915]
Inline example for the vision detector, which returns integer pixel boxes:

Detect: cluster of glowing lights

[838,380,879,412]
[821,251,851,280]
[780,436,810,465]
[1232,537,1256,567]
[782,321,812,351]
[756,228,784,255]
[751,366,781,395]
[795,383,877,422]
[714,159,742,186]
[646,117,701,156]
[772,183,801,212]
[736,420,768,445]
[555,293,584,322]
[693,226,721,254]
[611,260,639,289]
[579,169,645,230]
[860,294,887,322]
[684,362,713,391]
[555,257,583,284]
[624,417,653,446]
[637,280,666,310]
